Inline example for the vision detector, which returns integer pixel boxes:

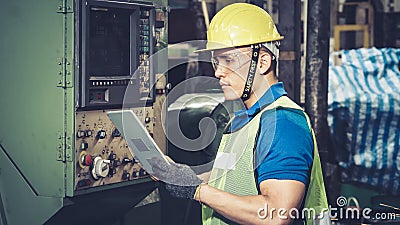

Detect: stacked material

[328,47,400,195]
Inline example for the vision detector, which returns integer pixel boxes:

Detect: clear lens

[211,50,251,71]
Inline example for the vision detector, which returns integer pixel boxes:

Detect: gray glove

[148,157,202,199]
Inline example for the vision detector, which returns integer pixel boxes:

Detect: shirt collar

[235,82,287,118]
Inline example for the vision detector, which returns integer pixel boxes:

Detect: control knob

[91,156,110,180]
[108,152,116,160]
[122,157,133,164]
[96,130,106,139]
[122,171,130,180]
[80,154,93,167]
[84,130,93,137]
[112,128,121,137]
[77,179,92,188]
[76,130,85,138]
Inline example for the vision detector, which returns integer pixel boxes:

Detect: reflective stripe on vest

[202,96,330,225]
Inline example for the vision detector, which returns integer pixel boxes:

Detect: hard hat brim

[193,36,284,53]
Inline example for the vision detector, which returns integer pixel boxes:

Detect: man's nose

[214,66,226,79]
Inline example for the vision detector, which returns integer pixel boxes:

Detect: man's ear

[259,52,272,75]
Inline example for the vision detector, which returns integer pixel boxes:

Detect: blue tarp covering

[328,47,400,195]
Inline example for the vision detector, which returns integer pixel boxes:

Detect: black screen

[89,7,133,77]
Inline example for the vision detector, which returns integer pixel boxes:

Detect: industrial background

[0,0,399,225]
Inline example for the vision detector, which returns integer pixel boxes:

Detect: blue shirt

[229,82,313,186]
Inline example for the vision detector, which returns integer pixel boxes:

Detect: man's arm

[196,179,306,225]
[197,171,211,182]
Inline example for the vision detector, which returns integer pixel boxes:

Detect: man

[150,3,329,225]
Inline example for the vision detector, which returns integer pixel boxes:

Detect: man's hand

[148,157,202,199]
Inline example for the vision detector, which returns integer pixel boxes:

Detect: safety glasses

[211,49,252,71]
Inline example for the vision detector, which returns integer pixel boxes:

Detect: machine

[0,0,168,224]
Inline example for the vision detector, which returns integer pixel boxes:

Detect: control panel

[139,9,152,101]
[75,107,154,190]
[80,1,156,109]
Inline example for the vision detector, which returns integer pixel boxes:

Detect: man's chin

[222,91,241,101]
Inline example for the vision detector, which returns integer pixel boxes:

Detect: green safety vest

[202,96,330,225]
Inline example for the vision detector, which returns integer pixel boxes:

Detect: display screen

[79,0,154,109]
[89,7,133,77]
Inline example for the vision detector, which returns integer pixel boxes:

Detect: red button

[85,155,93,166]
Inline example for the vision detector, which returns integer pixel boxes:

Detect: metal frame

[334,24,370,51]
[333,0,373,51]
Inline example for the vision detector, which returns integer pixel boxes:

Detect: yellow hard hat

[195,3,284,53]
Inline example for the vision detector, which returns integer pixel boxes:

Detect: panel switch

[112,128,121,137]
[122,157,133,164]
[96,130,106,139]
[85,130,93,137]
[122,171,130,180]
[76,130,85,138]
[80,142,88,150]
[108,152,116,160]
